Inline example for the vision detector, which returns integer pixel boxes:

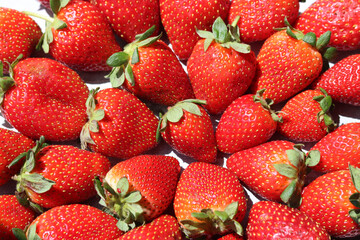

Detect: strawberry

[246,201,330,240]
[187,17,256,115]
[106,26,195,106]
[114,215,182,239]
[0,7,42,75]
[299,165,360,238]
[226,141,320,207]
[227,0,300,43]
[295,0,360,51]
[95,155,180,232]
[0,195,36,240]
[218,233,244,240]
[0,57,89,142]
[173,162,247,239]
[277,89,336,142]
[157,99,217,163]
[216,90,282,154]
[0,128,35,186]
[312,54,360,106]
[90,0,161,43]
[159,0,231,60]
[80,88,158,159]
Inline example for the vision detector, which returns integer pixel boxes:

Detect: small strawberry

[246,201,330,240]
[174,162,247,239]
[159,0,231,60]
[80,88,158,159]
[95,155,180,232]
[0,7,42,74]
[216,89,282,154]
[157,99,217,163]
[0,57,89,142]
[187,16,256,115]
[106,26,194,106]
[312,54,360,106]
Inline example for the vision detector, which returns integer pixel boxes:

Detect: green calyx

[180,201,243,238]
[313,88,336,133]
[196,16,251,53]
[94,176,145,232]
[0,54,23,104]
[348,164,360,226]
[106,25,162,88]
[253,89,282,123]
[13,223,41,240]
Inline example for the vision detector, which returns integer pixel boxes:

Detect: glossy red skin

[159,0,230,60]
[187,40,257,115]
[0,195,36,240]
[218,233,244,240]
[30,204,123,239]
[295,0,360,51]
[90,0,160,43]
[216,94,277,154]
[88,88,158,159]
[300,170,360,238]
[247,201,330,240]
[312,54,360,106]
[1,58,89,141]
[228,0,299,43]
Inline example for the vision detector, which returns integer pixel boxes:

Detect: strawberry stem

[23,11,54,23]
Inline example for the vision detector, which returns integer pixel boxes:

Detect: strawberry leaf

[131,47,140,65]
[323,47,337,61]
[349,193,360,208]
[350,165,360,192]
[180,102,202,116]
[135,25,156,41]
[306,150,321,167]
[124,63,135,86]
[196,29,214,39]
[123,191,142,203]
[94,176,106,200]
[12,228,27,240]
[316,31,331,51]
[224,201,238,219]
[191,212,209,220]
[229,42,251,53]
[203,38,214,52]
[22,173,56,194]
[27,223,41,240]
[274,163,297,179]
[349,209,360,225]
[214,210,229,222]
[302,32,317,47]
[117,220,130,232]
[166,106,184,123]
[212,17,228,43]
[107,52,130,67]
[280,179,297,204]
[117,177,130,198]
[286,149,301,168]
[137,34,162,48]
[50,0,70,15]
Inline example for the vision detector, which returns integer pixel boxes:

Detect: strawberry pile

[1,0,360,239]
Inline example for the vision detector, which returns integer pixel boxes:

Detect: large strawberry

[157,99,217,163]
[174,162,246,239]
[80,88,158,159]
[0,7,42,74]
[0,57,89,141]
[159,0,230,60]
[95,155,180,232]
[106,26,194,106]
[187,16,256,115]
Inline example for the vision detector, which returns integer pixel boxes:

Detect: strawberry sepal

[313,88,336,133]
[349,165,360,226]
[253,89,283,123]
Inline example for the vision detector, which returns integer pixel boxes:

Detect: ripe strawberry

[0,57,89,141]
[0,128,35,186]
[187,17,256,115]
[299,165,360,238]
[159,0,230,60]
[312,54,360,106]
[246,201,330,240]
[90,0,161,43]
[95,155,180,232]
[80,88,158,159]
[218,233,244,240]
[228,0,300,43]
[226,141,320,207]
[295,0,360,51]
[0,7,42,75]
[216,90,282,154]
[277,89,336,142]
[157,99,217,163]
[174,162,247,239]
[106,26,194,106]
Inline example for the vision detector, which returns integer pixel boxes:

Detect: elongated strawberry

[80,88,158,159]
[0,57,89,141]
[157,99,217,163]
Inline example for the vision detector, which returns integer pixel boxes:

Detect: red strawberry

[218,233,244,240]
[295,0,360,51]
[0,57,89,141]
[157,99,217,163]
[299,165,360,238]
[90,0,161,43]
[246,201,330,240]
[216,90,282,154]
[0,7,42,74]
[159,0,230,60]
[187,17,256,115]
[174,162,247,239]
[0,128,35,186]
[228,0,300,43]
[226,141,320,207]
[312,54,360,106]
[80,88,158,159]
[106,27,194,106]
[95,155,180,232]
